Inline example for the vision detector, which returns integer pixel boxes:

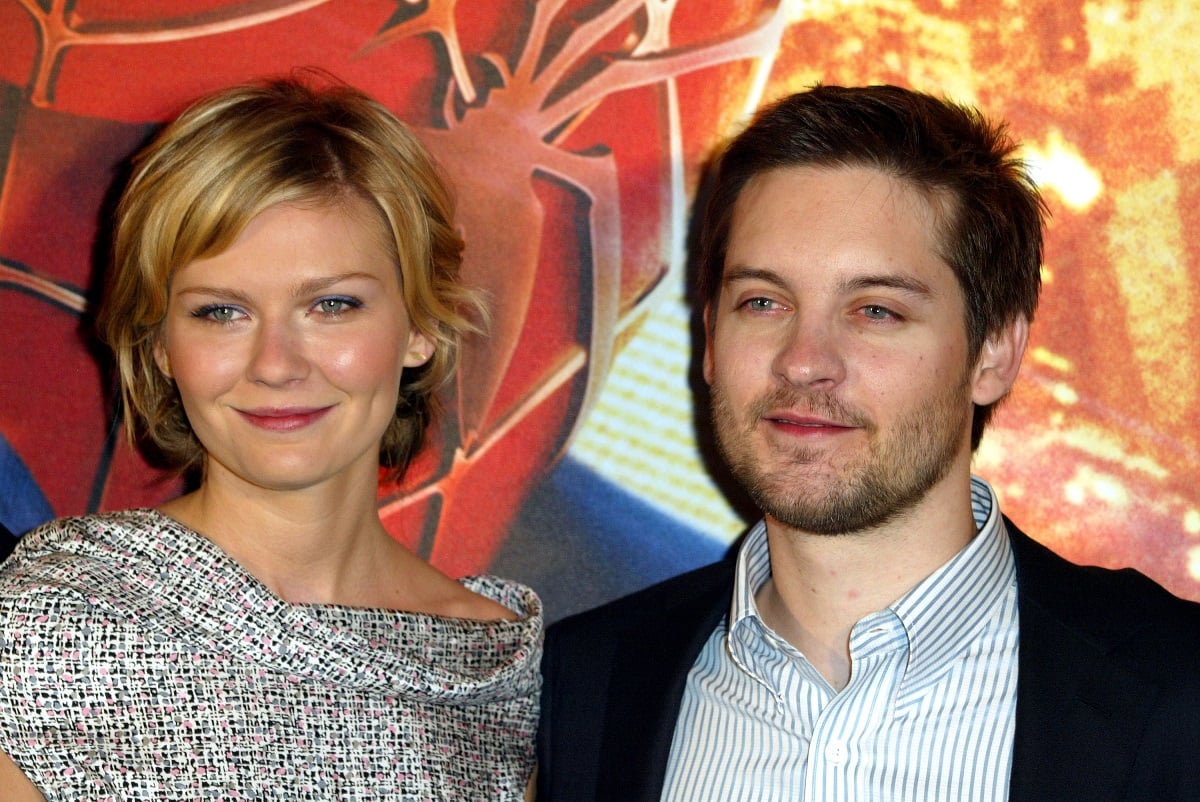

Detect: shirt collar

[727,476,1015,693]
[888,476,1015,696]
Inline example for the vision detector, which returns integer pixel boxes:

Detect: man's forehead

[724,165,955,277]
[734,163,950,217]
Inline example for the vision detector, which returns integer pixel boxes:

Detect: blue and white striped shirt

[661,477,1019,801]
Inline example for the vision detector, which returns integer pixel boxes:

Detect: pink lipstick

[237,406,332,432]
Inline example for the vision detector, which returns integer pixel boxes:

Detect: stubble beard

[711,376,972,536]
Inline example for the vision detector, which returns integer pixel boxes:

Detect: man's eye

[862,304,894,320]
[744,297,776,312]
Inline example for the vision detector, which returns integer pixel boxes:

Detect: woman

[0,75,541,800]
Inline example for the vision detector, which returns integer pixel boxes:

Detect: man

[537,85,1200,802]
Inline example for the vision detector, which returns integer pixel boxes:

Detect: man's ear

[702,303,714,385]
[971,316,1029,406]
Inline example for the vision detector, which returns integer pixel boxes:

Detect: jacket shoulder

[537,557,736,802]
[1008,519,1200,801]
[546,556,735,655]
[1010,518,1200,669]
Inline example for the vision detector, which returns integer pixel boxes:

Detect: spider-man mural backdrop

[1,0,1197,620]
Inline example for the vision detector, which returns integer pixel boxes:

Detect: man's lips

[763,412,858,432]
[236,406,333,432]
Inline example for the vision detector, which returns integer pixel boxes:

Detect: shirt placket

[803,611,908,802]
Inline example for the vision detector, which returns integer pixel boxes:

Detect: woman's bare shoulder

[0,749,45,801]
[399,552,520,621]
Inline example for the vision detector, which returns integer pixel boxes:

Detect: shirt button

[824,740,848,766]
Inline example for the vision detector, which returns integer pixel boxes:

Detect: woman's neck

[159,466,394,605]
[158,468,516,620]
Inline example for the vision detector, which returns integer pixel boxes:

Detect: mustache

[745,387,873,429]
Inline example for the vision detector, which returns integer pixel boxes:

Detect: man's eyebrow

[838,273,935,298]
[723,267,936,299]
[721,266,789,290]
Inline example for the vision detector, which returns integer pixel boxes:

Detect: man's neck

[754,474,979,689]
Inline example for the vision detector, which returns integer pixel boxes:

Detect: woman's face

[155,196,433,496]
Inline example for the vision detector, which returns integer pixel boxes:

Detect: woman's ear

[152,337,172,379]
[404,331,435,368]
[971,315,1029,406]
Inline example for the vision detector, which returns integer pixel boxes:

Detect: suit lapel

[1008,524,1160,802]
[595,559,734,802]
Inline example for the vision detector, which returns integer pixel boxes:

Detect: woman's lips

[236,406,333,432]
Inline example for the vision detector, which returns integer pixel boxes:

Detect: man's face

[705,165,992,535]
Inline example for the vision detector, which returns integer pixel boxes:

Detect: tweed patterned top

[0,511,542,801]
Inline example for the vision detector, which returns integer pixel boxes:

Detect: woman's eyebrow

[291,271,383,296]
[172,286,255,304]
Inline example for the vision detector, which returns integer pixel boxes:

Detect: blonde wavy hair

[99,73,480,478]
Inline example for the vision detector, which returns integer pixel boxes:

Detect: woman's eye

[314,296,362,315]
[192,304,244,322]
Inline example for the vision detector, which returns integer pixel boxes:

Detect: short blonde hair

[99,73,480,478]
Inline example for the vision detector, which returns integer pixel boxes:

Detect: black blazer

[538,520,1200,801]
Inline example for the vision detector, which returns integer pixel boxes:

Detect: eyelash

[861,304,901,321]
[189,296,364,323]
[312,295,363,316]
[740,297,782,312]
[191,304,244,323]
[735,298,905,326]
